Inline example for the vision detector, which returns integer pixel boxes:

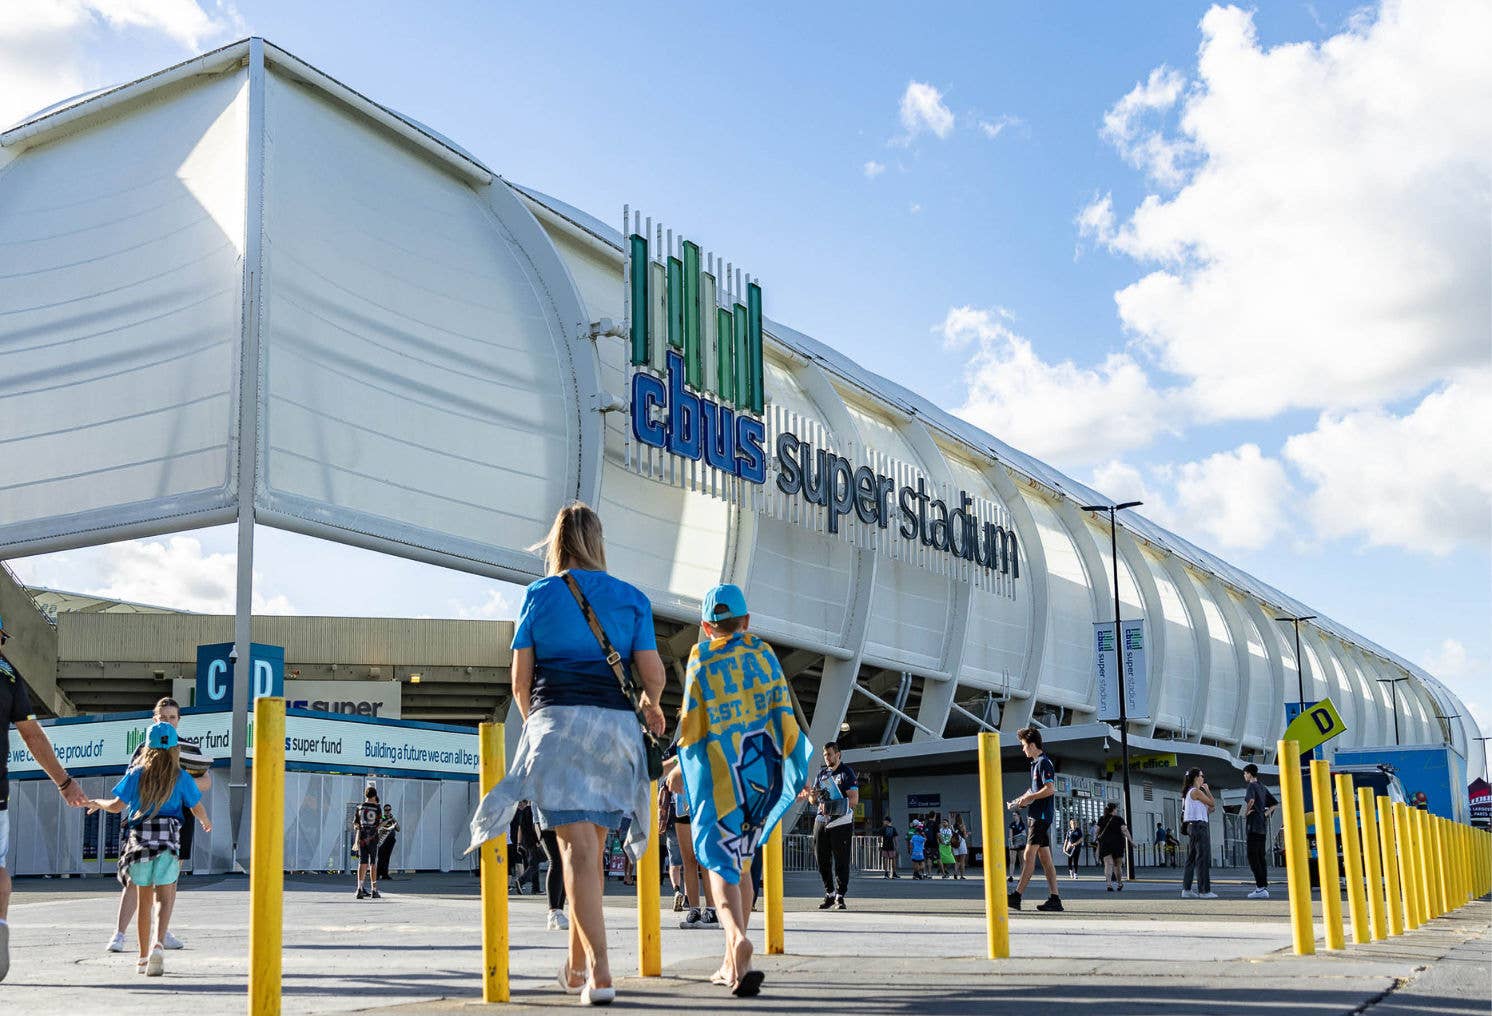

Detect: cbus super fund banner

[8,708,477,781]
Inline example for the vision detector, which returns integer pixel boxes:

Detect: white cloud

[863,160,885,179]
[1419,639,1490,742]
[450,588,521,621]
[0,0,238,129]
[1100,66,1192,186]
[1076,192,1116,246]
[1092,1,1492,421]
[1283,370,1492,554]
[12,535,294,614]
[978,114,1020,140]
[1091,445,1293,552]
[942,306,1177,468]
[1422,638,1472,679]
[897,80,954,142]
[1090,459,1173,520]
[1162,444,1293,551]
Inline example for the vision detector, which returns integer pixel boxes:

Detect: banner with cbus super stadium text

[7,708,478,781]
[621,207,1022,598]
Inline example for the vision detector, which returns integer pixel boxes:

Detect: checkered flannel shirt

[116,814,181,886]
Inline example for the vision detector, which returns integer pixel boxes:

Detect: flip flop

[709,970,732,986]
[731,969,765,997]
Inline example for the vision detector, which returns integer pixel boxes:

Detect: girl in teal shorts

[89,722,211,976]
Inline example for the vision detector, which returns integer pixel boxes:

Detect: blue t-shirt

[910,833,926,860]
[512,570,657,713]
[1027,753,1056,823]
[113,766,202,823]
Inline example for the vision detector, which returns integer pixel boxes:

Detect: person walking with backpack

[1006,727,1063,912]
[86,722,212,976]
[1179,767,1218,899]
[468,503,666,1006]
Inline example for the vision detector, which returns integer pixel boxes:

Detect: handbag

[561,571,665,782]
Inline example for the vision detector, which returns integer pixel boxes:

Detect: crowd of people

[0,502,1290,1004]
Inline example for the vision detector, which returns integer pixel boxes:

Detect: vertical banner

[1095,619,1148,722]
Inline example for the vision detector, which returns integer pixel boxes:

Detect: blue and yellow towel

[677,631,812,884]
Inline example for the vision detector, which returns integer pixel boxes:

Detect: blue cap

[701,583,749,623]
[146,721,178,750]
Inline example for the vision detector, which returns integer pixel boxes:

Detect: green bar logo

[627,230,765,413]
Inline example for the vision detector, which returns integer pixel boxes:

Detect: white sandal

[556,960,585,995]
[580,981,616,1006]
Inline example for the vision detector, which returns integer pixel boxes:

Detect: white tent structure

[2,40,1478,849]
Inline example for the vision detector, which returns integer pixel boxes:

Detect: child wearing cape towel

[675,584,812,998]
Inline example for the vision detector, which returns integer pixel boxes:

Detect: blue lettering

[708,654,742,695]
[737,416,767,484]
[666,351,702,459]
[700,400,738,473]
[630,371,667,447]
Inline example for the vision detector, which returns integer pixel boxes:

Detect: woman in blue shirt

[469,503,665,1006]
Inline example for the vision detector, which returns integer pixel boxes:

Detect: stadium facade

[1,40,1478,840]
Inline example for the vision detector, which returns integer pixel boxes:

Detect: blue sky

[3,1,1487,742]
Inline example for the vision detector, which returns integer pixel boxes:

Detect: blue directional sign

[195,642,285,708]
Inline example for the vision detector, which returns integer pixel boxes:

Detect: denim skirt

[467,704,651,862]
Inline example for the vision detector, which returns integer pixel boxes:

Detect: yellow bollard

[249,696,285,1016]
[1357,788,1386,941]
[1451,819,1464,907]
[977,731,1010,959]
[1278,740,1315,955]
[1414,808,1435,919]
[765,823,784,955]
[478,722,508,1003]
[637,782,661,977]
[1432,817,1449,916]
[1335,774,1369,944]
[1394,802,1421,930]
[1308,761,1345,950]
[1375,798,1404,936]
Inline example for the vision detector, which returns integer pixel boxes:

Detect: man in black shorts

[2,617,90,982]
[1006,726,1063,912]
[352,787,382,899]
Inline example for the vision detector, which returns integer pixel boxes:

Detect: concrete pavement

[0,870,1485,1014]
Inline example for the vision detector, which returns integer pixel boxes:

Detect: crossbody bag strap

[560,571,640,705]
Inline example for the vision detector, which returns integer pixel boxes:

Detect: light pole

[1274,615,1317,707]
[1433,712,1461,747]
[1378,676,1410,746]
[1080,499,1142,881]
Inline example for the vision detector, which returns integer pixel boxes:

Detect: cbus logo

[627,231,768,483]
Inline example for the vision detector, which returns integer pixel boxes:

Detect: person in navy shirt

[1006,726,1063,912]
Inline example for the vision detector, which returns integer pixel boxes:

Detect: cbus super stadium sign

[622,210,1019,585]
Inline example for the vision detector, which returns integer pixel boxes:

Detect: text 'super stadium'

[1,39,1478,851]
